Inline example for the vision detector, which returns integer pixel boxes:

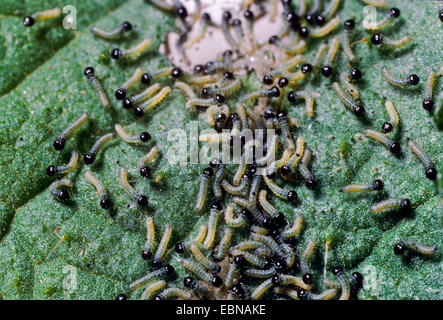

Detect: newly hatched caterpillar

[221,175,249,196]
[258,190,279,219]
[381,100,399,133]
[268,35,306,54]
[232,19,254,54]
[272,274,311,290]
[49,179,73,201]
[84,170,111,210]
[224,203,247,228]
[364,129,401,154]
[370,198,411,215]
[316,0,341,23]
[111,38,152,59]
[423,69,437,111]
[141,217,155,260]
[91,21,132,39]
[362,7,401,30]
[233,139,258,186]
[251,278,273,300]
[321,36,340,77]
[263,175,298,203]
[287,90,315,117]
[23,7,61,27]
[250,233,285,259]
[230,249,267,268]
[309,45,328,71]
[267,55,306,80]
[134,86,172,117]
[84,67,110,108]
[179,258,223,287]
[342,19,357,63]
[205,105,230,127]
[225,262,241,289]
[184,13,211,49]
[277,111,295,152]
[46,150,79,176]
[212,163,226,199]
[174,81,197,100]
[360,0,389,7]
[371,34,413,49]
[282,136,305,175]
[298,148,318,190]
[137,145,160,177]
[141,67,175,85]
[152,224,172,269]
[221,11,237,49]
[231,240,268,252]
[305,0,321,24]
[340,68,362,100]
[341,179,384,193]
[155,288,193,300]
[282,212,303,240]
[189,243,220,274]
[175,224,207,254]
[241,86,280,103]
[123,83,161,109]
[186,94,226,112]
[310,16,341,38]
[194,167,213,212]
[202,203,220,249]
[300,239,317,277]
[281,243,296,268]
[115,67,144,100]
[381,66,420,87]
[183,277,214,299]
[394,240,437,256]
[129,264,175,291]
[407,138,438,180]
[53,112,89,150]
[115,124,151,144]
[244,267,277,279]
[256,134,279,166]
[84,133,116,165]
[203,78,242,96]
[205,71,236,89]
[213,227,233,262]
[298,288,339,300]
[140,280,166,300]
[119,166,148,207]
[248,175,262,204]
[146,0,175,11]
[332,82,366,117]
[332,267,350,300]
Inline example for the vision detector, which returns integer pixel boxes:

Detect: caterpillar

[407,138,437,180]
[115,124,151,144]
[46,150,79,176]
[53,112,89,150]
[24,7,61,27]
[119,166,148,207]
[84,170,111,210]
[364,129,401,154]
[49,179,73,201]
[111,38,152,59]
[115,67,144,100]
[84,133,116,165]
[84,67,110,108]
[91,21,132,39]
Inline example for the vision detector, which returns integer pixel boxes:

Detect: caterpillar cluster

[31,0,439,301]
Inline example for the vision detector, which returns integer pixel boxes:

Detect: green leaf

[0,0,441,300]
